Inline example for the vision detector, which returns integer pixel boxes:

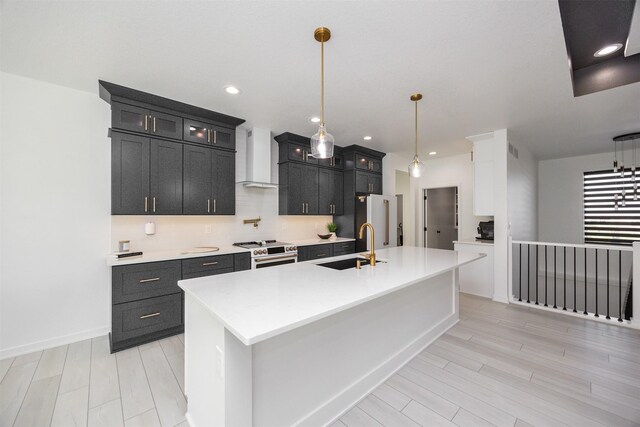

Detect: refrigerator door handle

[383,199,389,245]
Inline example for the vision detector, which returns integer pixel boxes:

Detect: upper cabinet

[100,81,244,216]
[183,119,236,150]
[468,133,495,216]
[112,102,183,140]
[111,132,183,215]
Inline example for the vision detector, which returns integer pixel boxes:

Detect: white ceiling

[2,1,640,160]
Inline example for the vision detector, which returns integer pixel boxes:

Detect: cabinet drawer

[182,268,234,280]
[112,260,181,304]
[112,294,182,343]
[308,244,333,260]
[333,241,355,255]
[182,254,234,277]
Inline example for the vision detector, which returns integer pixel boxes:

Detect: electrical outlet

[205,225,212,234]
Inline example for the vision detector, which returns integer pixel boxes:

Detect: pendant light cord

[414,100,418,156]
[321,40,325,126]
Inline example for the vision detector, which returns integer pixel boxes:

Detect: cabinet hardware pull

[306,203,309,213]
[207,129,211,143]
[317,253,326,256]
[153,116,156,133]
[144,196,148,213]
[302,203,305,213]
[213,130,217,144]
[255,254,297,262]
[140,312,160,319]
[213,199,216,213]
[139,277,160,283]
[383,199,390,245]
[144,115,148,131]
[153,197,156,213]
[342,245,350,248]
[207,199,211,213]
[202,261,218,266]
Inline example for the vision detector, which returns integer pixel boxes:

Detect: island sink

[318,257,370,270]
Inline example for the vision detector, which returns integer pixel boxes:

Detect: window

[584,168,640,245]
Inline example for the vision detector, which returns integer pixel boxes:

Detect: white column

[492,129,510,303]
[633,241,640,328]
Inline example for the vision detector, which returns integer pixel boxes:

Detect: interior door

[366,194,397,251]
[425,187,458,250]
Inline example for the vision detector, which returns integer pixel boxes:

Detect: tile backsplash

[110,128,334,252]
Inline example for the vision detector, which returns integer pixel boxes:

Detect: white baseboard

[0,326,110,360]
[299,313,458,427]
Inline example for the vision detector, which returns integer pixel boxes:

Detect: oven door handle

[254,254,298,263]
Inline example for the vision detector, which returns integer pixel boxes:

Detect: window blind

[584,168,640,246]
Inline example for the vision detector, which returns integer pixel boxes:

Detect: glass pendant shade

[408,155,424,178]
[311,123,334,159]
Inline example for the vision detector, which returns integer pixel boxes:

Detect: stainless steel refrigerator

[355,194,398,253]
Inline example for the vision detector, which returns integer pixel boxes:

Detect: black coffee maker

[477,221,494,241]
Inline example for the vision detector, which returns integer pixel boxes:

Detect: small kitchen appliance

[233,240,298,269]
[477,221,494,241]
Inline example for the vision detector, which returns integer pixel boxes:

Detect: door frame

[422,185,460,248]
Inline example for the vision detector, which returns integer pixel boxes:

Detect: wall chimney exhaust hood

[239,127,278,189]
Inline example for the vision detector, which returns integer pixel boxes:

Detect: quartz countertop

[106,245,250,267]
[290,237,355,246]
[178,246,484,345]
[454,239,495,246]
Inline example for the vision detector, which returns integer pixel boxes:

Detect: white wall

[383,153,420,246]
[1,72,111,358]
[507,141,538,241]
[538,150,631,244]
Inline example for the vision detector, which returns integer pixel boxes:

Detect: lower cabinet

[297,241,355,262]
[110,251,251,352]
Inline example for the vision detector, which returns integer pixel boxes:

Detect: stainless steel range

[233,240,298,269]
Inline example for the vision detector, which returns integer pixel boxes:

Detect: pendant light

[310,27,334,159]
[408,93,425,178]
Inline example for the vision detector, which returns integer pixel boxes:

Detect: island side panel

[251,270,457,427]
[184,293,253,427]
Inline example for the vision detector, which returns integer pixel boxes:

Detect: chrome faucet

[358,222,376,266]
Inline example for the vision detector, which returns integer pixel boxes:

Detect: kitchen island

[179,246,483,426]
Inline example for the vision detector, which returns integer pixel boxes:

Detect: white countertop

[106,245,250,267]
[453,239,494,246]
[178,246,484,345]
[290,237,355,246]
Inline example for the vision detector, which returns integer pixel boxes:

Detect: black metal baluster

[544,245,548,307]
[595,249,599,317]
[527,244,531,303]
[563,246,567,310]
[535,245,539,305]
[618,250,623,322]
[606,249,610,319]
[573,246,577,313]
[518,244,522,302]
[553,246,557,309]
[583,247,588,315]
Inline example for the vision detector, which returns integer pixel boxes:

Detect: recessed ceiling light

[429,151,437,156]
[310,116,321,123]
[594,43,623,57]
[363,136,372,141]
[224,85,240,95]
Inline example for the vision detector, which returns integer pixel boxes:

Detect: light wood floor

[2,294,640,427]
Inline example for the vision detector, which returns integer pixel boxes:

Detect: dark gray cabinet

[183,145,235,215]
[112,102,182,139]
[355,171,382,195]
[319,168,343,215]
[110,251,250,352]
[150,140,183,214]
[279,162,318,215]
[183,119,236,150]
[112,133,183,215]
[354,154,382,173]
[297,241,355,262]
